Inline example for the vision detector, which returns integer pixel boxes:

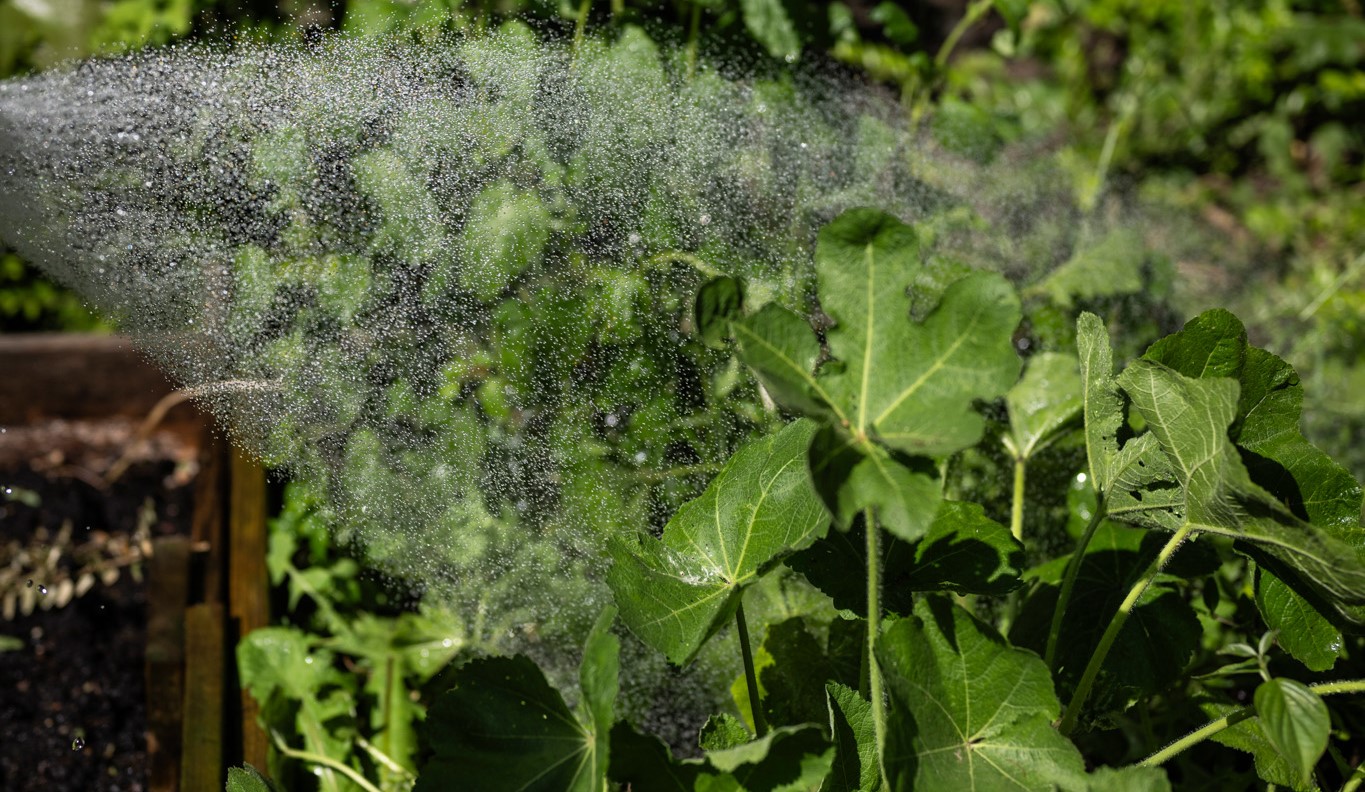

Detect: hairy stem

[1045,498,1107,669]
[1139,679,1365,768]
[735,599,767,738]
[1010,457,1027,541]
[1058,522,1195,735]
[866,509,888,788]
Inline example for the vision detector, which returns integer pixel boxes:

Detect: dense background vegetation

[3,1,1362,789]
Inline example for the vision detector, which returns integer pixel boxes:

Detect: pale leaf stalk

[271,730,384,792]
[1010,457,1026,542]
[1058,522,1196,735]
[1045,498,1107,669]
[866,508,889,789]
[1139,679,1365,768]
[735,600,767,738]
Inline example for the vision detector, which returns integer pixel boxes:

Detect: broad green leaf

[698,724,835,792]
[808,423,941,541]
[1076,312,1123,494]
[1254,679,1330,789]
[236,628,357,792]
[416,655,599,792]
[1004,352,1083,460]
[696,276,745,349]
[739,0,802,60]
[878,597,1088,791]
[1256,569,1342,672]
[816,210,1020,457]
[607,419,828,664]
[787,501,1022,615]
[608,721,702,791]
[734,303,827,416]
[1204,699,1307,791]
[1117,361,1365,625]
[225,765,277,792]
[701,714,754,752]
[1143,308,1247,381]
[824,683,880,792]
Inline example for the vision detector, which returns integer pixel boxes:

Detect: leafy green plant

[308,206,1365,792]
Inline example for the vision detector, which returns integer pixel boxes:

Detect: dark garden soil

[0,428,197,792]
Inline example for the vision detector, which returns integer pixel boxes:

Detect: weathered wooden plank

[229,449,270,773]
[146,535,191,792]
[181,602,225,792]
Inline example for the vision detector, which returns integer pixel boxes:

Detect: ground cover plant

[228,207,1365,791]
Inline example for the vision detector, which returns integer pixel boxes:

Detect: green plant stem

[1138,680,1365,768]
[735,600,767,738]
[1045,499,1107,669]
[866,508,889,789]
[686,2,702,79]
[572,0,592,54]
[1010,457,1027,541]
[934,0,994,69]
[271,730,384,792]
[1058,522,1195,735]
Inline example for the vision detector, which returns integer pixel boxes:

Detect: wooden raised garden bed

[0,333,269,791]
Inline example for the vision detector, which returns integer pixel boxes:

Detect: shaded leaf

[823,683,880,792]
[758,618,836,728]
[416,654,600,792]
[740,0,802,60]
[878,597,1088,791]
[1205,699,1308,791]
[608,420,828,664]
[1255,679,1330,788]
[1083,766,1171,791]
[696,276,744,350]
[808,423,940,542]
[608,721,702,792]
[699,724,835,792]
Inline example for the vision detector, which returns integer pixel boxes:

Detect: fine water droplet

[1076,472,1088,484]
[304,656,314,664]
[3,487,11,495]
[38,585,47,596]
[441,638,453,648]
[26,579,33,588]
[71,737,84,750]
[604,413,619,427]
[633,451,647,464]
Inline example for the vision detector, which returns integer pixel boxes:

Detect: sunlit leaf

[607,419,828,664]
[1255,679,1330,789]
[823,683,880,792]
[1005,351,1083,460]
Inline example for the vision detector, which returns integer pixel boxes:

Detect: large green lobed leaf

[878,597,1089,791]
[607,419,828,664]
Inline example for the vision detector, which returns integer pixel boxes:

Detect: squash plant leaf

[878,596,1089,792]
[607,419,828,664]
[824,682,880,792]
[1117,360,1365,625]
[1004,351,1083,460]
[415,607,618,792]
[1254,679,1330,789]
[815,209,1021,458]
